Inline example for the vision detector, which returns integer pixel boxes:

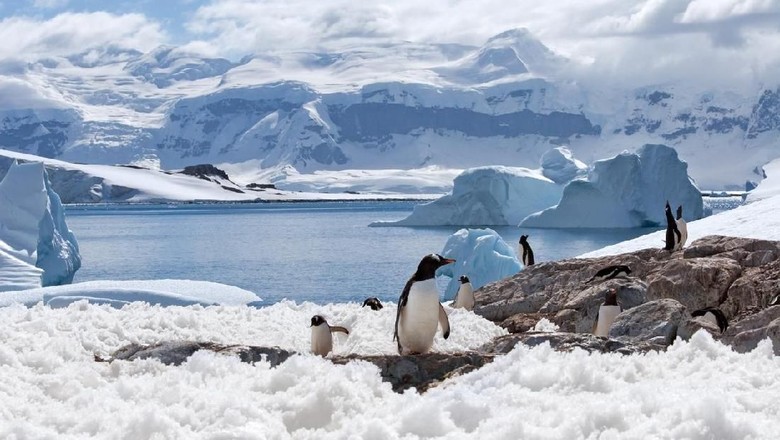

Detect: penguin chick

[310,315,349,356]
[453,275,475,311]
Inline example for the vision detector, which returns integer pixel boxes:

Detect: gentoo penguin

[310,315,349,357]
[362,297,383,311]
[691,307,728,333]
[587,265,631,283]
[453,275,475,311]
[394,254,454,355]
[592,288,622,338]
[664,201,681,251]
[518,235,535,266]
[674,205,688,251]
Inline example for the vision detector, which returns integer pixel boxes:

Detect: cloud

[0,12,166,60]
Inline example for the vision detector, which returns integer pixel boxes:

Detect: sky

[1,0,779,89]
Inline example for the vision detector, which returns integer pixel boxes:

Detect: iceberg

[521,144,703,228]
[438,229,521,300]
[0,160,81,288]
[540,146,587,184]
[372,166,562,226]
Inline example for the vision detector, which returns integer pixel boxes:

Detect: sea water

[65,201,653,304]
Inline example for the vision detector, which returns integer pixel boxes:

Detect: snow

[438,229,521,301]
[0,302,778,438]
[540,146,588,184]
[522,144,703,228]
[0,279,261,308]
[0,160,80,288]
[0,150,442,202]
[372,166,562,226]
[582,156,780,258]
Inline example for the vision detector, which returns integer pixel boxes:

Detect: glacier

[521,144,703,228]
[540,146,588,184]
[0,160,80,288]
[437,228,521,301]
[371,166,562,226]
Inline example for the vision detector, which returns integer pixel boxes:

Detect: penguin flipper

[591,308,600,334]
[329,326,349,335]
[438,303,450,339]
[394,277,413,352]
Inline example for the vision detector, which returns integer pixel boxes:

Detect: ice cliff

[521,144,703,228]
[438,229,521,301]
[372,166,562,226]
[0,160,81,288]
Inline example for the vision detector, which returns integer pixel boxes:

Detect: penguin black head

[459,275,470,284]
[604,288,618,306]
[362,297,383,310]
[519,235,529,244]
[310,315,326,327]
[676,205,683,220]
[414,254,456,281]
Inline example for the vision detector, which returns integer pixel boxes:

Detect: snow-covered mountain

[1,29,779,190]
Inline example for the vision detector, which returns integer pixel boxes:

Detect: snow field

[1,300,778,438]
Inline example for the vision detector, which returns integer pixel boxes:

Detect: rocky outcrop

[475,235,780,353]
[608,299,687,345]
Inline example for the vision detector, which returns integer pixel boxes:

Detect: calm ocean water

[65,201,653,304]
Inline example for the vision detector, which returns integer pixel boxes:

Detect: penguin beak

[442,258,456,264]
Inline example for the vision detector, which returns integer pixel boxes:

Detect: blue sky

[0,0,779,89]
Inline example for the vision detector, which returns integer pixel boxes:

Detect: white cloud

[0,12,166,60]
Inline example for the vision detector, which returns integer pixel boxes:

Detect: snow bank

[372,166,562,226]
[747,157,780,202]
[0,280,261,308]
[581,162,780,258]
[522,144,703,228]
[0,160,80,288]
[438,229,521,300]
[540,146,587,184]
[0,303,778,438]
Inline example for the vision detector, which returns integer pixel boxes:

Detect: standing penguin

[664,201,681,251]
[310,315,349,356]
[674,205,688,251]
[592,288,622,337]
[394,254,455,355]
[453,275,475,311]
[519,235,535,266]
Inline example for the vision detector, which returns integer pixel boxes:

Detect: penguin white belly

[454,283,475,311]
[594,305,622,337]
[700,311,719,327]
[676,219,688,250]
[311,325,333,356]
[399,279,441,354]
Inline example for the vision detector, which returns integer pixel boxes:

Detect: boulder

[720,306,780,355]
[720,259,780,319]
[479,332,665,355]
[608,299,687,345]
[645,257,742,311]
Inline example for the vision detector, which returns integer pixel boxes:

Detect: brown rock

[720,306,780,355]
[645,257,742,310]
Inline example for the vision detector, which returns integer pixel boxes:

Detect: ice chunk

[540,146,587,184]
[0,160,81,286]
[437,228,521,300]
[372,166,562,226]
[522,144,703,228]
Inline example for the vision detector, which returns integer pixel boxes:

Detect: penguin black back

[691,307,729,333]
[676,205,683,220]
[664,201,681,251]
[362,297,383,311]
[587,265,631,283]
[519,235,535,266]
